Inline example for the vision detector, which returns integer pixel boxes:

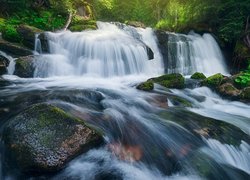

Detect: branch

[245,16,249,32]
[63,12,73,31]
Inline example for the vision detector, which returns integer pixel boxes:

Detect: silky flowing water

[0,23,249,180]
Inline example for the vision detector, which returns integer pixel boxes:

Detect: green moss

[2,25,22,43]
[191,72,206,80]
[201,73,223,88]
[69,24,97,32]
[150,73,185,89]
[136,81,154,91]
[0,18,6,32]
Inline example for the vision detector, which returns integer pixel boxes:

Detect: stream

[0,22,249,180]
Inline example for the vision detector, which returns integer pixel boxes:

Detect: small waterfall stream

[161,31,228,75]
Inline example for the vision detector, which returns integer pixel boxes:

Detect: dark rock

[17,24,43,49]
[155,30,169,73]
[218,83,241,100]
[146,45,154,60]
[0,54,10,75]
[3,103,103,173]
[0,39,33,57]
[14,55,35,78]
[149,73,185,89]
[191,72,206,80]
[38,33,50,53]
[136,81,154,91]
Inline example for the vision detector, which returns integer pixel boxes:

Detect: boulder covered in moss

[17,24,43,49]
[149,73,185,89]
[191,72,206,80]
[14,55,35,78]
[136,81,154,91]
[3,103,103,173]
[201,73,224,89]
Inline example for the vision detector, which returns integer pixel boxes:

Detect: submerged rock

[136,81,154,91]
[14,55,35,78]
[3,103,103,173]
[191,72,206,80]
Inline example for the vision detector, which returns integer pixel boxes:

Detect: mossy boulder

[218,83,241,100]
[168,96,193,107]
[14,55,35,78]
[136,81,154,91]
[0,39,33,57]
[17,24,43,49]
[149,73,185,89]
[191,72,206,80]
[3,103,103,173]
[201,73,224,89]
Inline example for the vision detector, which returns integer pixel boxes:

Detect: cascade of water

[33,22,163,78]
[164,32,228,75]
[34,33,42,54]
[0,50,15,75]
[204,139,250,174]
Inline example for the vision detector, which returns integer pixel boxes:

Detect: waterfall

[34,33,42,54]
[34,22,163,78]
[161,31,228,75]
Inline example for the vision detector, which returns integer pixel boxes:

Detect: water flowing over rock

[156,31,228,75]
[33,22,163,78]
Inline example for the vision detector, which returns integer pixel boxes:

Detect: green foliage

[0,18,6,32]
[6,10,66,31]
[2,25,22,43]
[235,71,250,88]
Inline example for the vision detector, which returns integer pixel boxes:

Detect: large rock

[17,24,43,49]
[3,103,103,173]
[14,55,35,78]
[0,39,33,57]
